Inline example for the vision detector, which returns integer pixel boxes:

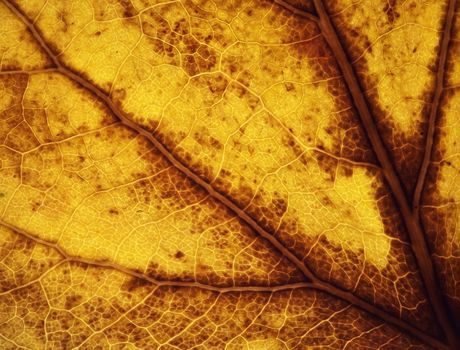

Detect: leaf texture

[0,225,431,349]
[421,4,460,331]
[0,0,458,349]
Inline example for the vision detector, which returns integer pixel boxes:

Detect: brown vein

[413,2,456,215]
[312,0,459,348]
[272,0,319,22]
[0,220,448,350]
[0,220,310,294]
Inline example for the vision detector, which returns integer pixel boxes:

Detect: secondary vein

[312,0,459,348]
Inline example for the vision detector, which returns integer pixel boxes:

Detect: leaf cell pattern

[0,0,458,349]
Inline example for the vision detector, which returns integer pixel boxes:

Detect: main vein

[413,1,456,213]
[312,0,459,348]
[0,219,448,350]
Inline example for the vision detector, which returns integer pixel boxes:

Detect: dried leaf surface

[0,0,458,349]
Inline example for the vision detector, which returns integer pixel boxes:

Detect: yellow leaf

[0,0,458,348]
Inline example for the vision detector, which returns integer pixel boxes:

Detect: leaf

[0,0,458,349]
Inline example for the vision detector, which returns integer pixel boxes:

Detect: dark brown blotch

[174,251,185,259]
[120,0,138,17]
[383,0,400,24]
[108,208,119,215]
[314,151,338,181]
[122,277,151,292]
[339,165,353,177]
[285,82,295,92]
[272,198,288,217]
[65,294,83,309]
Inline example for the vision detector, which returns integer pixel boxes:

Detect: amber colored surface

[0,0,458,349]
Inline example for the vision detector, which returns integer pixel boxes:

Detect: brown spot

[57,10,72,32]
[207,74,228,95]
[31,201,42,212]
[122,6,137,18]
[65,294,83,309]
[108,208,119,215]
[141,10,170,38]
[209,136,223,150]
[321,195,333,206]
[383,0,400,24]
[340,165,353,177]
[122,277,151,292]
[229,82,248,99]
[146,262,160,278]
[229,64,238,74]
[173,18,189,35]
[314,151,338,181]
[272,198,288,216]
[349,28,360,38]
[182,44,218,76]
[183,35,200,53]
[174,251,185,259]
[236,70,254,87]
[285,82,295,92]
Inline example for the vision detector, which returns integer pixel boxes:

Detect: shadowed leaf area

[0,0,458,349]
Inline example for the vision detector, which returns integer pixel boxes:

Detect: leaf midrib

[312,0,458,347]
